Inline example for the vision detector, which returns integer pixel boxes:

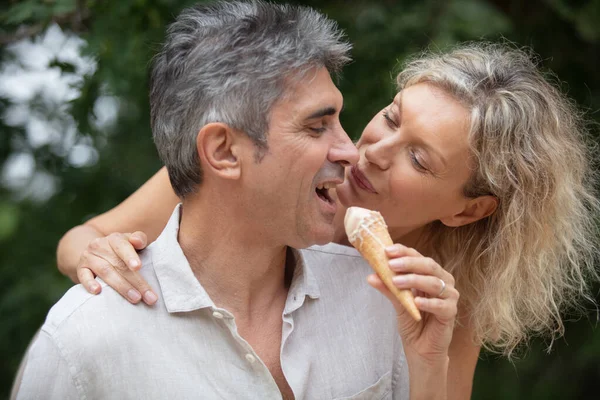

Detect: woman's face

[336,83,475,240]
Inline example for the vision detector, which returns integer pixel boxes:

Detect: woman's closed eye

[409,149,428,172]
[382,109,399,129]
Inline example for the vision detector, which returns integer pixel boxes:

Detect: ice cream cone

[345,207,422,322]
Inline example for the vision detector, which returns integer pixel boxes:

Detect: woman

[56,42,599,398]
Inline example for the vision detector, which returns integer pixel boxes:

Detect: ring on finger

[437,278,446,297]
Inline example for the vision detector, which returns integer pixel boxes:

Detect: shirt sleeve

[16,330,82,400]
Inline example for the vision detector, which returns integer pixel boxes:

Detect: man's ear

[196,122,242,180]
[440,195,498,227]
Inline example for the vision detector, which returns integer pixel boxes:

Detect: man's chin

[291,225,335,249]
[305,226,336,248]
[312,235,334,247]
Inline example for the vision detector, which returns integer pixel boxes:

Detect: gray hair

[397,42,599,356]
[150,0,352,197]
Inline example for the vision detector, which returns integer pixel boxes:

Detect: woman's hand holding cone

[369,243,459,365]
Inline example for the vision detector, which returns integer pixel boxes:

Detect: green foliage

[1,0,599,398]
[0,202,19,241]
[2,0,76,25]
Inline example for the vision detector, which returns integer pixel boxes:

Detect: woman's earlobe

[440,195,498,227]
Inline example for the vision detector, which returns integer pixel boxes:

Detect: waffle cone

[348,213,422,322]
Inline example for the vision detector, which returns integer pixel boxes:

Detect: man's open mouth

[316,183,335,204]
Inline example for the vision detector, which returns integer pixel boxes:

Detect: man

[16,1,409,399]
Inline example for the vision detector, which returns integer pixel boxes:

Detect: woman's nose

[364,135,394,171]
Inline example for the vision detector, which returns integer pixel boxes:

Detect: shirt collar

[150,204,321,314]
[150,204,215,313]
[284,247,321,314]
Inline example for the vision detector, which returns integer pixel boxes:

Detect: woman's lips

[351,166,377,193]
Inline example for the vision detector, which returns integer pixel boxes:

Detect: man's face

[243,67,359,248]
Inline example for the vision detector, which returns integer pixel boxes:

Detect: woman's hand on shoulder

[78,231,158,305]
[369,243,459,364]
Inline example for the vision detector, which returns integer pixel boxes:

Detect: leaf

[52,0,77,16]
[574,1,600,42]
[49,59,77,74]
[2,1,49,25]
[0,202,19,241]
[2,1,37,25]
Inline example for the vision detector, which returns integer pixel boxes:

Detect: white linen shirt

[17,205,409,399]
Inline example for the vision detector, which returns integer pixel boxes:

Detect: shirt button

[212,311,224,319]
[245,353,256,363]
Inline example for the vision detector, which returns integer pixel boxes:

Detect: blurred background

[1,0,599,398]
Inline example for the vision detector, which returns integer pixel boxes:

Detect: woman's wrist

[406,351,449,400]
[56,224,104,283]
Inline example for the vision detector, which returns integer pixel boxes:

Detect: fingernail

[132,235,144,244]
[88,281,100,293]
[127,289,142,302]
[143,291,158,304]
[392,275,407,285]
[389,259,404,270]
[128,259,140,268]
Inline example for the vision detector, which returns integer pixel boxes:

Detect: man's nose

[328,126,359,167]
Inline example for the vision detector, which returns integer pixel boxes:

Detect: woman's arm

[379,245,481,399]
[85,167,180,245]
[56,167,179,302]
[57,224,110,283]
[400,282,479,400]
[447,310,480,399]
[375,244,461,400]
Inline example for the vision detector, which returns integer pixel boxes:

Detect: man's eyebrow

[306,107,337,120]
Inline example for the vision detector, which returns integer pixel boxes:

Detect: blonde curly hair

[397,42,600,356]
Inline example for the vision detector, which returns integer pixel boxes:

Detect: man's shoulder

[41,261,159,342]
[42,283,128,338]
[300,243,372,283]
[299,243,398,331]
[42,283,102,336]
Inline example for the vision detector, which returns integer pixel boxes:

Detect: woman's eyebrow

[392,92,403,121]
[396,91,448,168]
